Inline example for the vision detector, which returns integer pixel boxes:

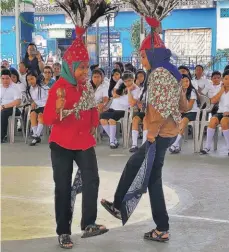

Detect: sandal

[58,234,73,249]
[101,199,122,220]
[144,229,169,242]
[81,224,109,238]
[169,145,181,154]
[200,148,210,155]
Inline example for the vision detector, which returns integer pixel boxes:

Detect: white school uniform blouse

[201,83,222,99]
[110,86,140,111]
[193,77,210,90]
[29,85,49,108]
[188,90,199,112]
[218,91,229,113]
[0,83,22,105]
[95,84,108,104]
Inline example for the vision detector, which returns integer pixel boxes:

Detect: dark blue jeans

[113,136,176,231]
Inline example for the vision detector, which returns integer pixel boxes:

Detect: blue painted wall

[114,11,139,57]
[1,8,217,67]
[162,8,217,55]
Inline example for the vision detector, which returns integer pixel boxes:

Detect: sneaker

[129,146,138,153]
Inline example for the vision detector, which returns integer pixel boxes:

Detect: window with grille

[220,8,229,18]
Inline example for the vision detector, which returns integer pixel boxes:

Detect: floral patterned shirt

[147,67,181,123]
[145,67,182,141]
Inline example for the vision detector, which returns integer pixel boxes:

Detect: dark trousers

[50,142,99,235]
[1,107,20,141]
[113,136,175,231]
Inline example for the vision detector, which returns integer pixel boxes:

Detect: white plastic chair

[7,106,25,143]
[183,95,211,152]
[117,109,129,148]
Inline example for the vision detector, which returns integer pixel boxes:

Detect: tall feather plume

[122,0,178,21]
[56,0,118,27]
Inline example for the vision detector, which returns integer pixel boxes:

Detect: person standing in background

[23,43,45,75]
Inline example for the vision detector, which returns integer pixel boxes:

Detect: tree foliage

[1,0,15,11]
[130,20,147,53]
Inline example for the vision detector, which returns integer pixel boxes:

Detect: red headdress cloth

[61,27,89,85]
[139,17,165,51]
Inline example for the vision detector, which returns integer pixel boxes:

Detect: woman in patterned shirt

[101,15,188,242]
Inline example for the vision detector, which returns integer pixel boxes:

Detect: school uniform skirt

[181,112,197,121]
[31,107,45,114]
[100,109,125,121]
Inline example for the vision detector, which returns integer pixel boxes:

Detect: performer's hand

[90,127,96,135]
[31,102,37,110]
[56,98,65,113]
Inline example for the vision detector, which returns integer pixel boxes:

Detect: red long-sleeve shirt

[43,77,99,150]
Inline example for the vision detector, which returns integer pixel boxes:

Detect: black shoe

[1,136,7,143]
[110,142,118,149]
[29,137,41,146]
[129,146,138,153]
[200,148,210,155]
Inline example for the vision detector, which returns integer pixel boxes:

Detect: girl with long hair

[26,71,49,146]
[169,74,200,153]
[108,68,122,98]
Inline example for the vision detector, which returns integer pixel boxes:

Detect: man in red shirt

[43,1,116,248]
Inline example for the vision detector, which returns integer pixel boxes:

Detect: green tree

[1,0,15,11]
[130,20,147,53]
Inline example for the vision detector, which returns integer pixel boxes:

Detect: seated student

[134,69,146,88]
[169,74,200,153]
[99,68,109,89]
[42,66,55,88]
[200,71,222,115]
[52,62,61,81]
[112,64,137,97]
[100,71,140,149]
[108,68,122,98]
[114,62,124,73]
[129,69,147,153]
[193,64,210,91]
[18,61,28,87]
[26,71,49,146]
[91,69,109,112]
[200,70,229,155]
[178,65,193,79]
[10,68,27,100]
[1,69,21,143]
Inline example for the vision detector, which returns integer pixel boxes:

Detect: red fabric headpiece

[139,16,165,51]
[63,26,90,65]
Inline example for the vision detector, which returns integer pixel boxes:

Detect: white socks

[205,128,215,150]
[36,123,44,137]
[31,124,43,137]
[109,125,116,144]
[142,130,148,145]
[223,129,229,150]
[102,124,110,137]
[173,134,182,147]
[132,130,139,147]
[32,126,37,136]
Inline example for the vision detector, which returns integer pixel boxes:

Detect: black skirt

[100,109,125,121]
[181,112,197,121]
[31,107,45,114]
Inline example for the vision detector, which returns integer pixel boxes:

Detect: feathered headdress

[55,0,118,85]
[56,0,117,29]
[122,0,179,50]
